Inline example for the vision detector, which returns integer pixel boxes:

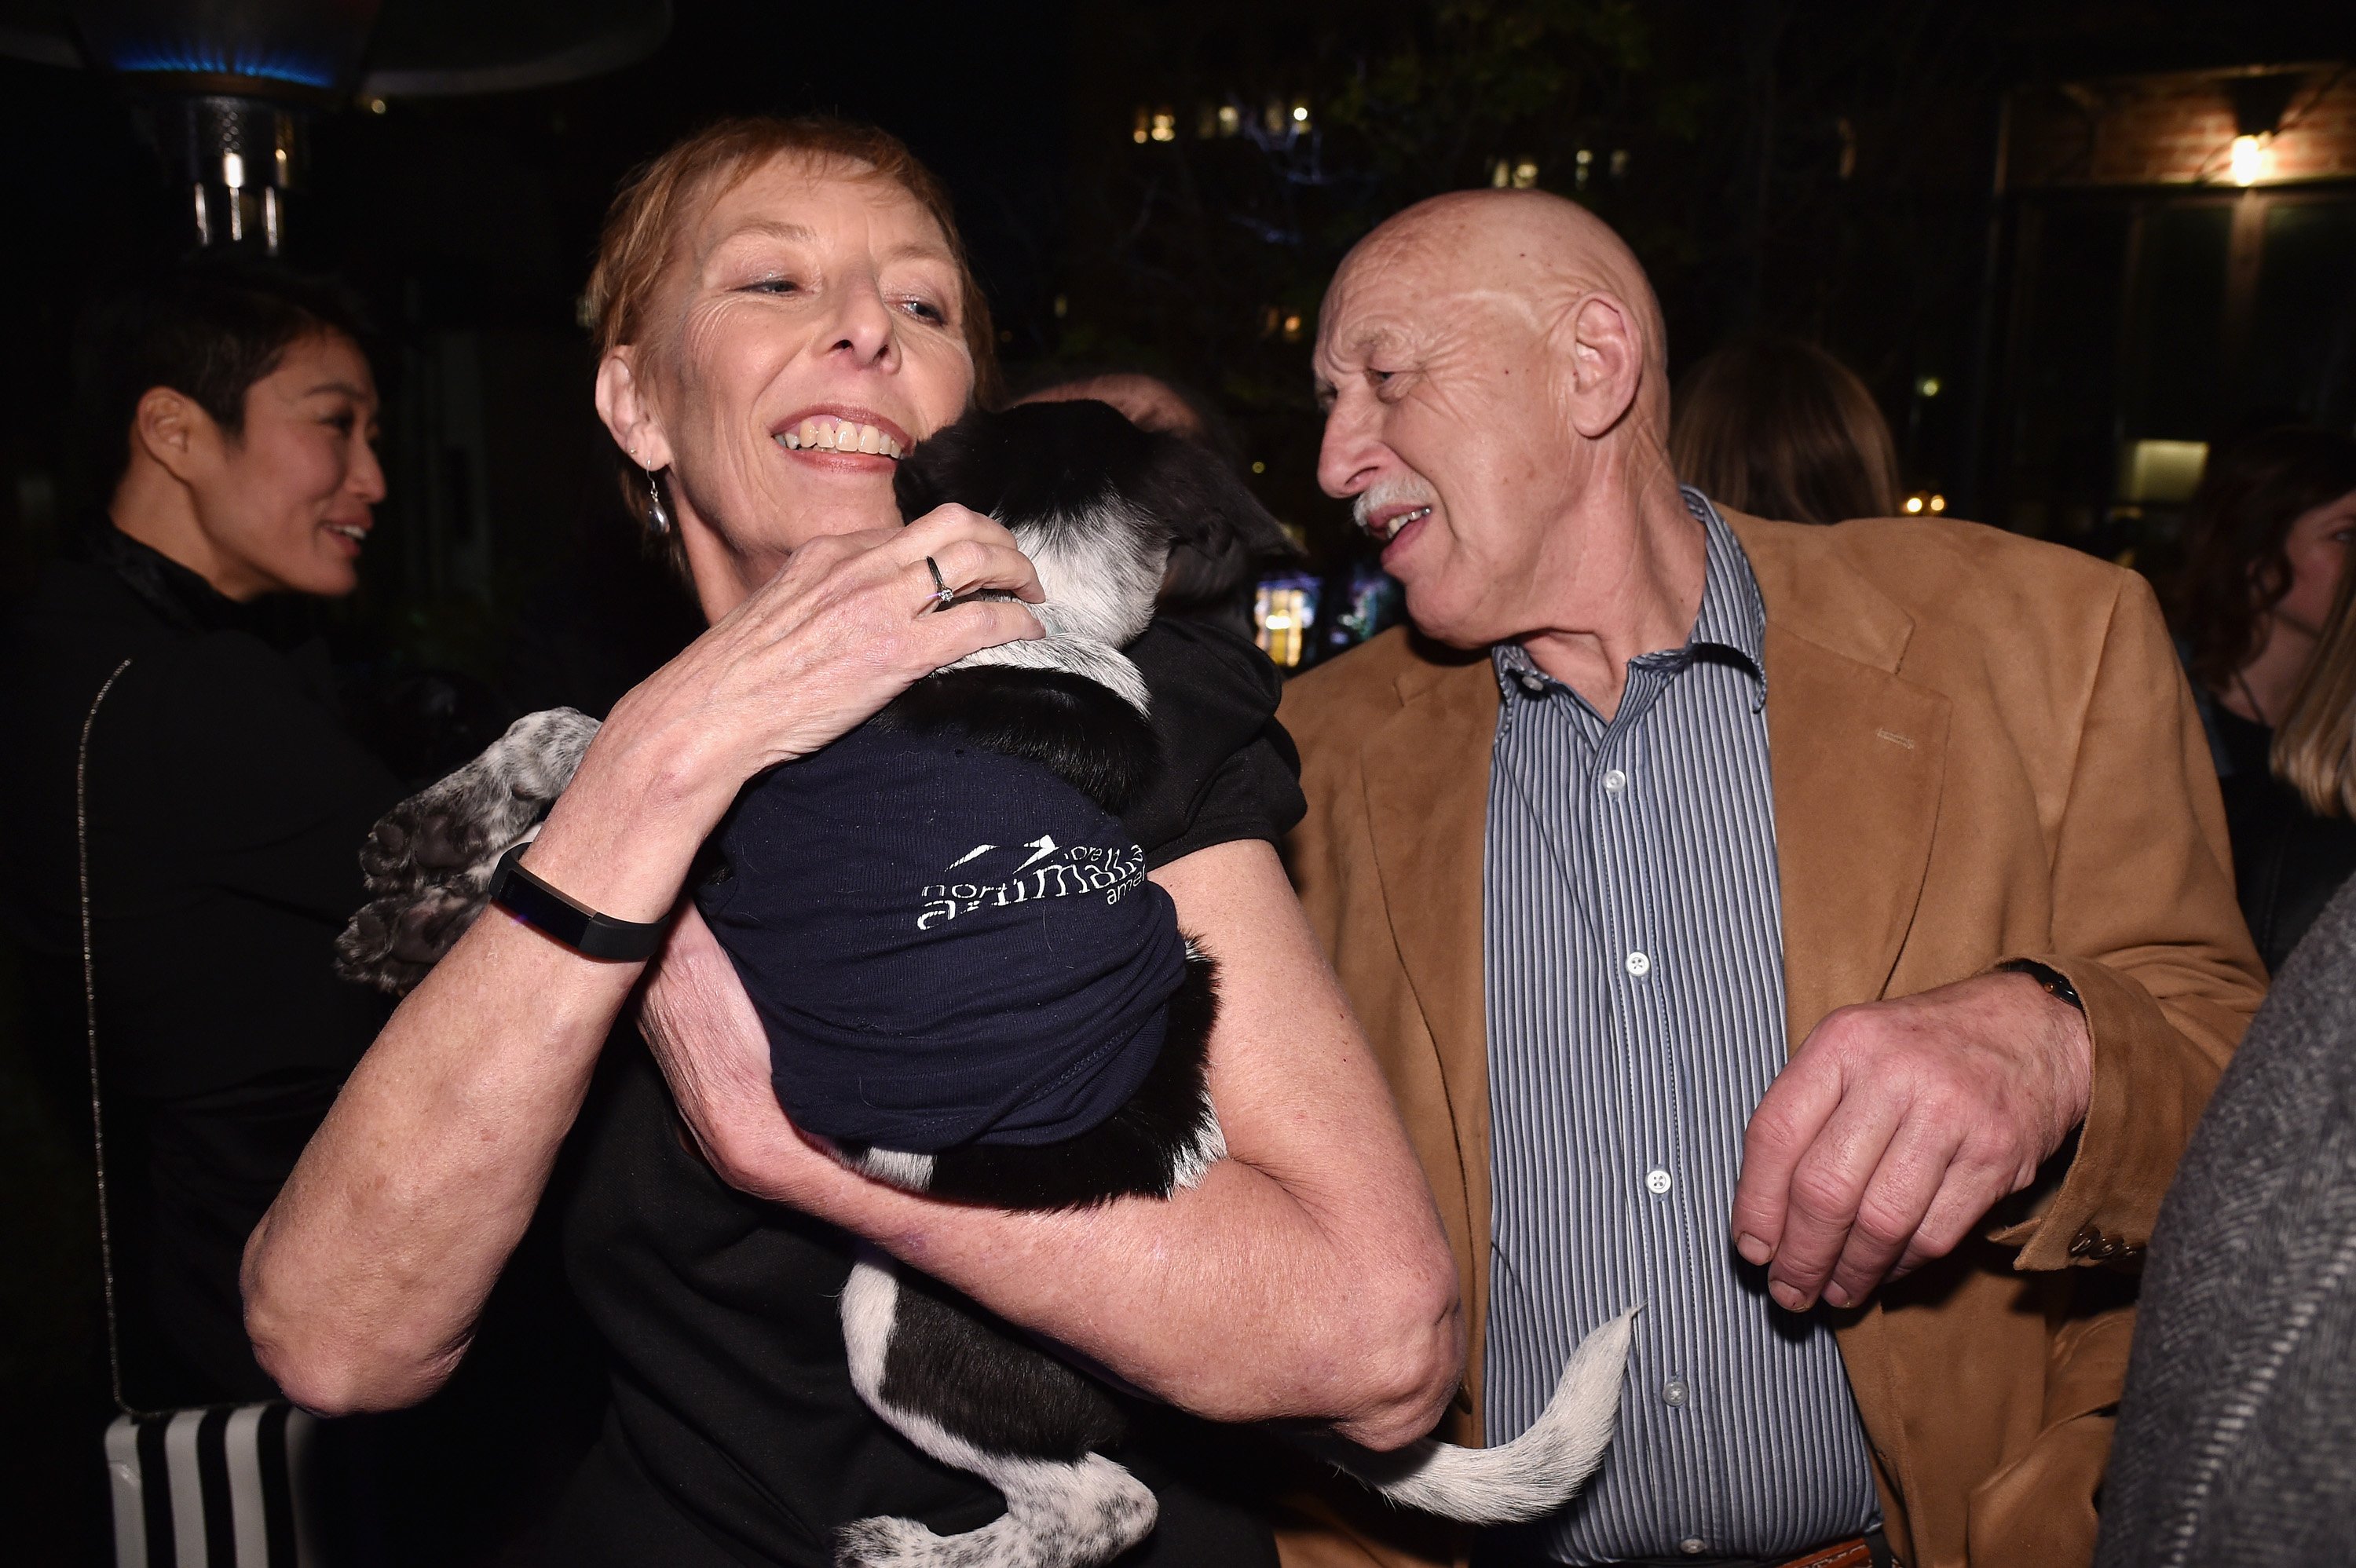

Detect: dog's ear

[1132,433,1293,609]
[1136,434,1287,561]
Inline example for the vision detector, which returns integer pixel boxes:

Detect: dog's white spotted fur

[937,507,1165,718]
[333,707,602,993]
[944,632,1149,717]
[840,1252,1158,1568]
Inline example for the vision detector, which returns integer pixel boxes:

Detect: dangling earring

[644,464,674,536]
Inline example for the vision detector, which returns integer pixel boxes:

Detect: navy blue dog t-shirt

[694,721,1188,1153]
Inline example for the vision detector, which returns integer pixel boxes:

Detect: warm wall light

[1513,160,1539,189]
[1904,495,1925,514]
[2119,439,2210,503]
[1928,494,1947,513]
[2230,133,2270,186]
[1150,109,1176,143]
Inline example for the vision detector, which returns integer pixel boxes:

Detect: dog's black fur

[335,401,1635,1568]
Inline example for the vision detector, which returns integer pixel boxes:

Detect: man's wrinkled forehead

[1316,254,1542,373]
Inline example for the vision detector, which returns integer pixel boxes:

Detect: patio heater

[0,0,671,252]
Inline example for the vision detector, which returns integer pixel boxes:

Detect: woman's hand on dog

[524,505,1046,925]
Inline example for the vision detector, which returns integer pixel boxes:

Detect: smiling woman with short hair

[0,259,401,1404]
[243,116,1462,1567]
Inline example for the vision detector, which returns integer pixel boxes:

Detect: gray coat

[2097,873,2356,1566]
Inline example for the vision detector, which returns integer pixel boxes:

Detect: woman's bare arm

[243,510,1044,1414]
[646,839,1465,1450]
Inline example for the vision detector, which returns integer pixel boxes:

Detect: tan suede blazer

[1273,513,2266,1568]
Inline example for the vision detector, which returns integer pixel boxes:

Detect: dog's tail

[1315,1307,1638,1525]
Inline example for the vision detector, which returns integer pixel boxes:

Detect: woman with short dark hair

[0,258,399,1402]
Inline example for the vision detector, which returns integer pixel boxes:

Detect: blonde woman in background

[2251,562,2356,970]
[2174,426,2356,974]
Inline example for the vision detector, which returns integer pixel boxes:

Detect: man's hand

[1729,970,2093,1312]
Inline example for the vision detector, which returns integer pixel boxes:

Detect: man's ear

[131,386,218,481]
[595,348,674,470]
[1557,292,1646,440]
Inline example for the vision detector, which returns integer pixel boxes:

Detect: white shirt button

[1625,950,1652,978]
[1680,1540,1707,1556]
[1663,1377,1689,1406]
[1602,768,1628,794]
[1645,1168,1674,1196]
[1519,672,1546,693]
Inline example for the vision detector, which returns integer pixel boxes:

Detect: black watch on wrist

[1996,958,2084,1014]
[487,842,669,961]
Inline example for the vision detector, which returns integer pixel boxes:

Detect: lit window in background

[1333,568,1404,652]
[2230,133,2272,186]
[2119,440,2210,505]
[1901,493,1948,514]
[1574,148,1592,189]
[1132,108,1149,144]
[1151,109,1176,143]
[1281,313,1304,342]
[1218,104,1241,137]
[1915,375,1942,398]
[1256,577,1319,670]
[1513,160,1539,189]
[1609,148,1630,181]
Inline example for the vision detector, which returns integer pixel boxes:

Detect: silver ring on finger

[922,555,957,615]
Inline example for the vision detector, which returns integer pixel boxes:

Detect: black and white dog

[337,401,1635,1568]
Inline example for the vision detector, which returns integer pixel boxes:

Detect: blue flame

[110,45,336,90]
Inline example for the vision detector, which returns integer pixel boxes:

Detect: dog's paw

[357,708,601,890]
[335,861,518,995]
[336,709,601,996]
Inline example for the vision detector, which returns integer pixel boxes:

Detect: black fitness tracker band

[487,842,668,961]
[1996,957,2085,1013]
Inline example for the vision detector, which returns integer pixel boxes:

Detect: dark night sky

[2,0,2351,608]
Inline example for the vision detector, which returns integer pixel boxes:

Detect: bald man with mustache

[1273,191,2264,1568]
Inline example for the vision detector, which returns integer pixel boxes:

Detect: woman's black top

[2210,703,2356,974]
[0,528,402,1401]
[547,618,1304,1567]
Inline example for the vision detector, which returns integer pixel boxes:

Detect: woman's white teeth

[780,418,902,458]
[328,524,365,542]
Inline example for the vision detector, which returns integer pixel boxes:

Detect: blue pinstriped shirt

[1480,492,1880,1563]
